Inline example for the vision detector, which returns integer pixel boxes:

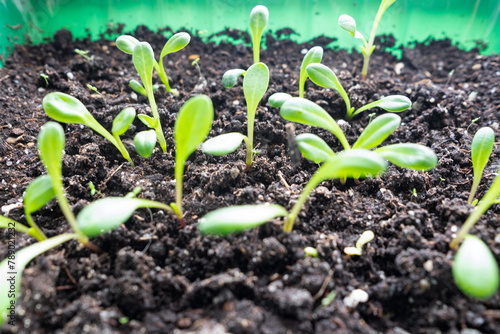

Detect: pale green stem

[155,59,172,92]
[0,215,44,241]
[252,34,260,64]
[145,87,167,153]
[451,173,500,249]
[283,169,325,232]
[174,161,184,219]
[25,213,48,241]
[468,177,481,204]
[242,135,253,169]
[113,134,134,166]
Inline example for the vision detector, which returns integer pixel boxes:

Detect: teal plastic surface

[1,0,499,66]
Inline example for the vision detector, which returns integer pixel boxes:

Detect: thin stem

[0,215,44,241]
[244,129,254,168]
[156,59,172,92]
[145,87,167,153]
[174,159,184,220]
[468,177,480,204]
[113,134,134,166]
[25,213,48,241]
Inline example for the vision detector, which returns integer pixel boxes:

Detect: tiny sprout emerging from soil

[74,48,94,63]
[87,84,102,96]
[116,32,190,96]
[88,181,103,197]
[452,235,499,299]
[305,63,412,120]
[134,129,157,158]
[42,92,135,165]
[40,73,49,86]
[344,230,375,256]
[202,63,269,169]
[221,5,269,89]
[468,127,495,204]
[321,291,337,307]
[304,247,319,258]
[198,149,388,235]
[338,0,398,80]
[279,98,437,171]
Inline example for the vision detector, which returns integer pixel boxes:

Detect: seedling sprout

[338,0,398,79]
[74,48,94,62]
[304,247,319,258]
[42,92,135,165]
[344,230,375,256]
[40,73,49,86]
[468,127,495,204]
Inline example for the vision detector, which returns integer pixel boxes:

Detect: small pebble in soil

[343,289,369,308]
[66,72,74,80]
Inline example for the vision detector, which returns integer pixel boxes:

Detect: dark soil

[1,26,500,334]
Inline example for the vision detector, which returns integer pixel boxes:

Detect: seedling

[116,32,191,96]
[40,73,49,86]
[338,0,398,79]
[42,92,135,165]
[468,127,495,204]
[88,181,103,197]
[0,123,173,325]
[299,46,323,98]
[344,230,375,255]
[129,80,159,97]
[171,95,214,226]
[304,247,319,258]
[278,97,437,171]
[74,48,94,62]
[192,57,202,77]
[452,235,499,299]
[202,63,269,170]
[198,149,388,235]
[87,84,102,96]
[450,163,500,250]
[221,5,269,89]
[134,129,157,158]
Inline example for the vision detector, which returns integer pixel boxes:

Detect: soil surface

[1,26,500,334]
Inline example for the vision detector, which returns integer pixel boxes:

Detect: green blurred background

[1,0,499,66]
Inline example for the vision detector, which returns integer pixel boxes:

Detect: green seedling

[338,0,398,79]
[88,181,103,197]
[132,41,167,153]
[74,48,94,62]
[192,57,202,76]
[344,230,375,255]
[134,129,157,158]
[87,84,102,96]
[202,63,269,170]
[305,63,411,120]
[304,247,319,258]
[468,127,495,204]
[198,149,388,235]
[42,92,135,165]
[129,80,159,97]
[279,98,437,171]
[453,235,499,299]
[40,73,49,86]
[116,32,190,96]
[171,95,213,226]
[299,46,323,98]
[450,163,500,250]
[221,5,269,89]
[0,124,172,325]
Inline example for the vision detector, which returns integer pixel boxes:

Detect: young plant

[74,48,94,62]
[468,127,495,204]
[278,97,437,171]
[202,63,269,170]
[42,92,136,165]
[0,124,173,325]
[198,149,388,235]
[221,5,269,89]
[40,73,49,86]
[116,32,191,96]
[305,63,411,120]
[338,0,398,79]
[344,230,375,255]
[170,95,214,226]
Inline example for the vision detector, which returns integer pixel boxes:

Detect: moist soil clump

[1,26,499,333]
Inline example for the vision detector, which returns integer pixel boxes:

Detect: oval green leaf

[453,235,500,299]
[374,143,438,171]
[317,149,388,181]
[116,35,140,54]
[268,92,292,108]
[244,62,269,121]
[222,69,246,89]
[306,63,344,94]
[24,175,55,215]
[43,92,93,124]
[0,233,75,326]
[202,133,246,156]
[352,113,401,149]
[299,46,323,96]
[77,197,170,238]
[38,122,65,179]
[134,130,156,158]
[338,14,357,36]
[373,95,412,112]
[471,126,495,180]
[280,97,350,150]
[296,133,335,163]
[129,79,147,96]
[133,42,155,91]
[198,204,288,236]
[160,32,191,59]
[137,114,158,128]
[175,95,214,163]
[112,107,136,136]
[249,5,269,41]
